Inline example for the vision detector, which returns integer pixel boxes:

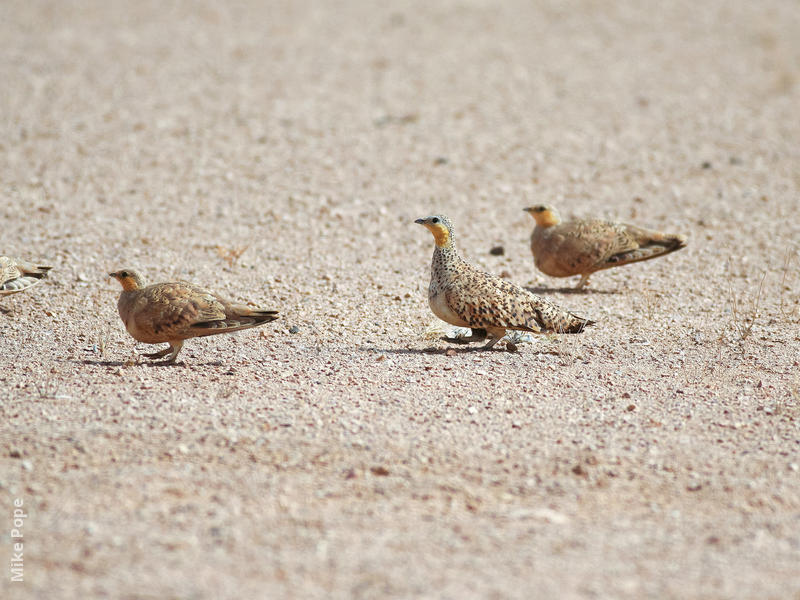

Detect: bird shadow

[78,358,225,368]
[359,344,518,356]
[525,285,617,295]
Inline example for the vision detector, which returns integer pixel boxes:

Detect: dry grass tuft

[215,245,249,267]
[638,287,660,321]
[778,248,800,322]
[728,272,766,344]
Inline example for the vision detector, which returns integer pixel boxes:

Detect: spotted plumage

[109,269,278,363]
[415,215,593,350]
[0,256,52,296]
[523,205,687,289]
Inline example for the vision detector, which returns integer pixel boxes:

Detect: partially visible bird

[523,205,688,289]
[109,269,278,363]
[0,256,52,296]
[415,215,593,350]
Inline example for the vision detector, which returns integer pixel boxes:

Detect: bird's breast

[429,290,470,327]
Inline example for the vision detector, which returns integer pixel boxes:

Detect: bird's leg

[160,341,184,364]
[443,328,487,344]
[575,273,591,289]
[143,340,184,363]
[480,328,506,350]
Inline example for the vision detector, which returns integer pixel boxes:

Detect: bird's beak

[522,207,531,212]
[414,218,425,225]
[108,272,117,278]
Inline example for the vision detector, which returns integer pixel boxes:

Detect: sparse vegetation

[94,324,111,358]
[778,248,800,321]
[728,272,766,344]
[215,244,249,267]
[639,287,660,321]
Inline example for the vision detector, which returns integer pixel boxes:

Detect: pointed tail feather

[249,310,280,322]
[561,314,594,334]
[609,233,687,266]
[190,310,279,337]
[24,264,53,276]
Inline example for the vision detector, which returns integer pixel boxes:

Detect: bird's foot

[443,335,481,344]
[143,341,183,363]
[142,347,172,359]
[154,358,183,366]
[443,328,487,345]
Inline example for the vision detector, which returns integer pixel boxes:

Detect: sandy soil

[1,1,799,598]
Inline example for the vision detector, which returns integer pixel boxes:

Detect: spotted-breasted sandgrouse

[415,215,593,350]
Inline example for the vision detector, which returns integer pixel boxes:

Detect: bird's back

[532,219,628,277]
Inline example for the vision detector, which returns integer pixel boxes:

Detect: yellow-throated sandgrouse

[523,205,687,289]
[109,269,278,363]
[1,256,52,296]
[415,215,593,350]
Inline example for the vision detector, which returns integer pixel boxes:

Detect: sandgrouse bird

[415,215,593,350]
[523,205,687,289]
[109,269,278,363]
[1,256,52,296]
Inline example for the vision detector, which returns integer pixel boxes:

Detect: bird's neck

[119,279,141,292]
[432,242,462,271]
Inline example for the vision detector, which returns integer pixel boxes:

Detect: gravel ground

[1,1,799,598]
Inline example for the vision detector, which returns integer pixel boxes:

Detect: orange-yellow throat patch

[114,275,142,291]
[533,209,560,228]
[426,223,451,247]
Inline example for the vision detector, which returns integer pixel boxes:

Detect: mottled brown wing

[445,279,539,333]
[562,220,640,271]
[444,265,589,334]
[189,294,279,337]
[600,223,687,268]
[130,282,227,341]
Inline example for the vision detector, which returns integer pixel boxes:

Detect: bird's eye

[431,217,440,224]
[121,271,128,277]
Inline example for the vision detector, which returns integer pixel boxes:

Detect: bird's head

[523,204,560,228]
[109,269,146,291]
[414,215,455,248]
